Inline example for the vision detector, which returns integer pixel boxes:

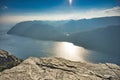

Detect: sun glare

[69,0,72,6]
[53,42,88,62]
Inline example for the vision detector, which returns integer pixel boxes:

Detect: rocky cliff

[0,49,22,72]
[0,57,120,80]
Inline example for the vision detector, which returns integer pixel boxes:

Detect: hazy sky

[0,0,120,23]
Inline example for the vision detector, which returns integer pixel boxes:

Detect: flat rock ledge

[0,57,120,80]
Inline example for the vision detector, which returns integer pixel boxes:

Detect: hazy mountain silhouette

[8,16,120,39]
[70,25,120,55]
[7,16,120,55]
[60,16,120,33]
[8,21,66,40]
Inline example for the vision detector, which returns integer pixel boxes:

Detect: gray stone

[0,49,22,72]
[0,57,120,80]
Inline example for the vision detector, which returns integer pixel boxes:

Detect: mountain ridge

[70,25,120,55]
[7,16,120,57]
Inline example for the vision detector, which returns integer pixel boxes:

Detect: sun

[69,0,72,6]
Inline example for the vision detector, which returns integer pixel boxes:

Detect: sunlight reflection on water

[53,42,89,62]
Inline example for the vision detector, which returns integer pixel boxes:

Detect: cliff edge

[0,56,120,80]
[0,49,22,72]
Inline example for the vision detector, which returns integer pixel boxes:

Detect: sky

[0,0,120,23]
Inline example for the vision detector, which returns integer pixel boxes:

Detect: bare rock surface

[0,57,120,80]
[0,49,22,72]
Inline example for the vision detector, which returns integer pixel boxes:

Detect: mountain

[7,16,120,55]
[7,16,120,40]
[0,49,22,72]
[0,57,120,80]
[60,16,120,33]
[8,21,66,41]
[70,25,120,55]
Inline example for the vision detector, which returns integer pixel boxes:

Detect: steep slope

[7,16,120,40]
[0,57,120,80]
[8,21,66,41]
[0,49,22,72]
[7,17,120,55]
[70,25,120,55]
[61,16,120,33]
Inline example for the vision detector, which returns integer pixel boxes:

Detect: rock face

[0,49,22,72]
[0,57,120,80]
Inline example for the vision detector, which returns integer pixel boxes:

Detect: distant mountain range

[8,21,66,40]
[8,16,120,55]
[70,25,120,55]
[60,16,120,33]
[8,16,120,34]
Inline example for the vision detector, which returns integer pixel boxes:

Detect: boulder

[0,49,22,72]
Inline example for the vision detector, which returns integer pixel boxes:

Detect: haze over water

[0,24,120,65]
[0,0,120,65]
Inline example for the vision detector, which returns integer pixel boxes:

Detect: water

[0,34,88,62]
[0,24,120,65]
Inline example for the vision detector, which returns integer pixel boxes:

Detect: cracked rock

[0,57,120,80]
